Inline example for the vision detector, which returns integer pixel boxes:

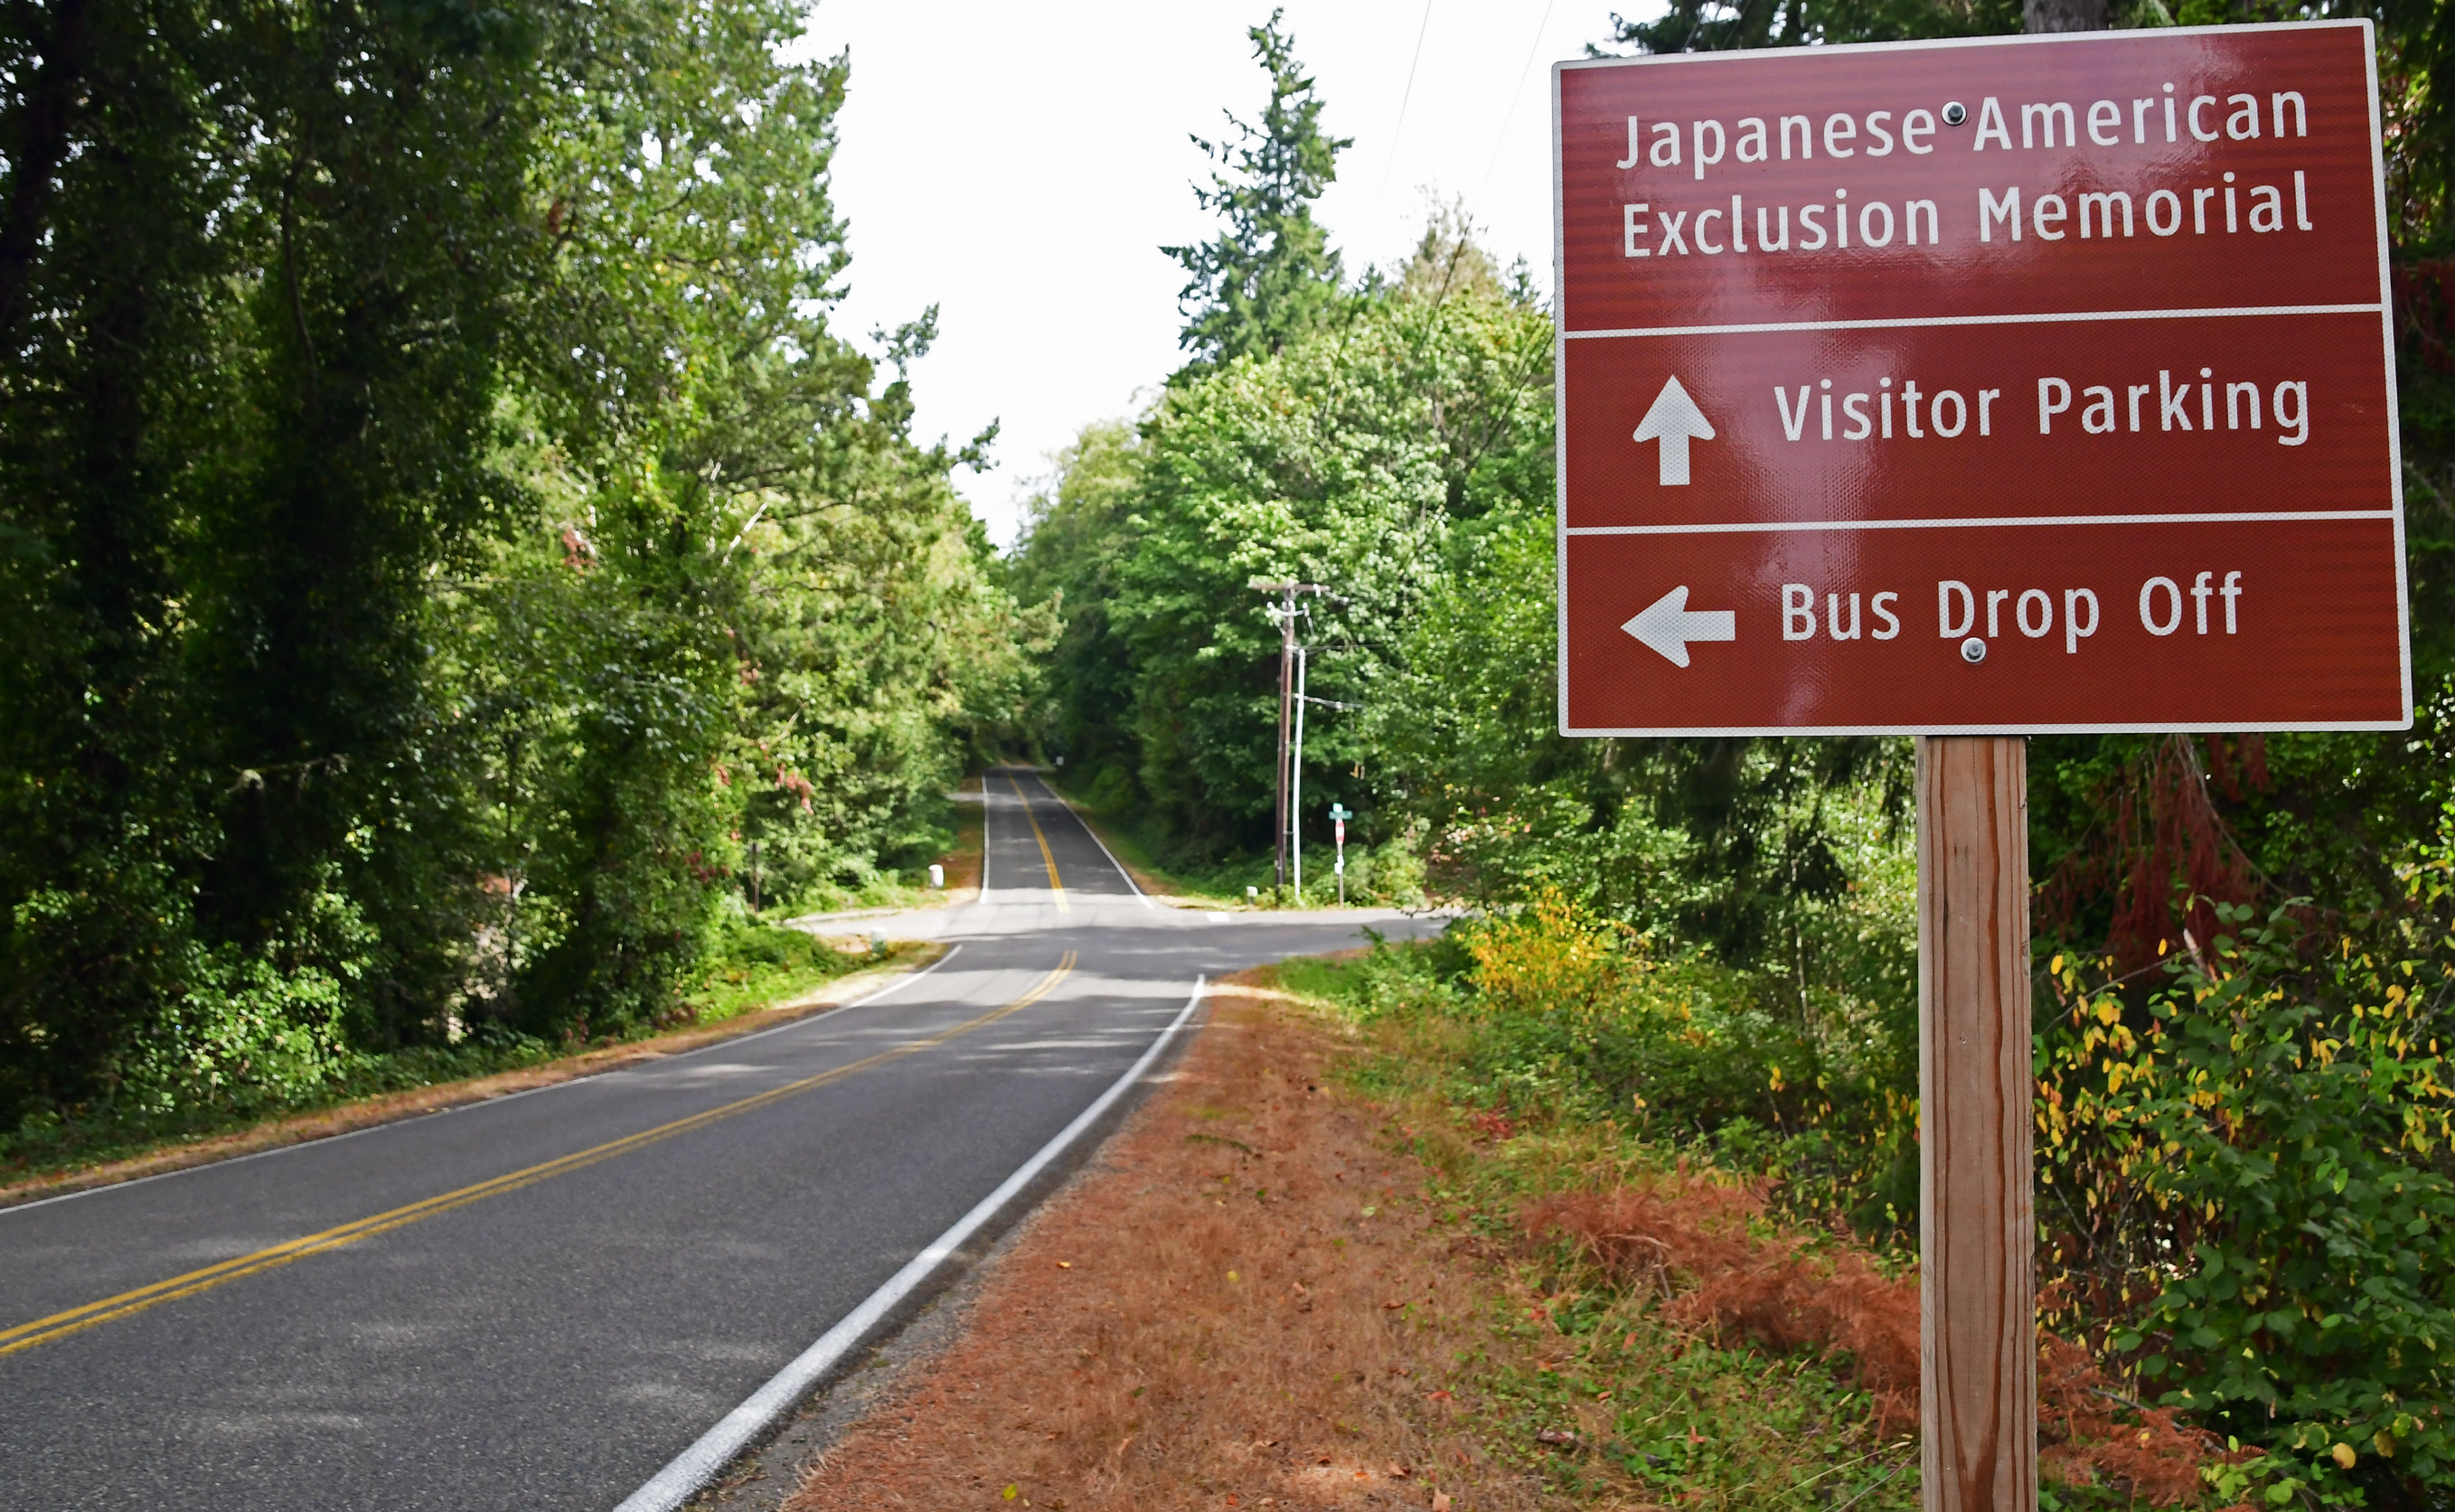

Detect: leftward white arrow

[1631,375,1714,486]
[1621,586,1736,668]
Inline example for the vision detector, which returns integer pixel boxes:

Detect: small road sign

[1555,22,2409,735]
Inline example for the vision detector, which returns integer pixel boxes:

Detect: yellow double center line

[1009,775,1068,912]
[0,952,1077,1360]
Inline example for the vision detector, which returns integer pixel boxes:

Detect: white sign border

[1550,18,2413,738]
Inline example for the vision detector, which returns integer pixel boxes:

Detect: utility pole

[1286,584,1305,893]
[1292,671,1359,906]
[1291,645,1307,901]
[1255,581,1330,896]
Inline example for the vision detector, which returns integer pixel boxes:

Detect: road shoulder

[757,970,1564,1512]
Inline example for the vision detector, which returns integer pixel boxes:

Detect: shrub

[2040,899,2455,1503]
[1352,878,2455,1506]
[111,887,377,1118]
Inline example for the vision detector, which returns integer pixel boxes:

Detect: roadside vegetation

[0,0,1039,1150]
[0,925,936,1197]
[1282,884,2455,1510]
[785,953,2187,1512]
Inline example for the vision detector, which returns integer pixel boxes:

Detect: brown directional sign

[1553,22,2409,735]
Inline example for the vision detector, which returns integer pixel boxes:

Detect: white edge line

[610,974,1210,1512]
[1566,510,2395,535]
[1037,775,1152,909]
[1559,303,2383,342]
[0,946,967,1220]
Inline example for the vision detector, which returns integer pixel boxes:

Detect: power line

[1381,0,1438,211]
[1478,0,1560,200]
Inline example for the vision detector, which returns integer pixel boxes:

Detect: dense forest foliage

[1012,6,2455,1505]
[0,0,1038,1133]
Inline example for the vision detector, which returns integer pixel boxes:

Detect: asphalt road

[0,768,1443,1511]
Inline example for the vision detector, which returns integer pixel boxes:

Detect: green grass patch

[765,868,961,920]
[682,920,913,1023]
[0,1031,565,1188]
[751,785,981,919]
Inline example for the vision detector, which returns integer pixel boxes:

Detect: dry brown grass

[1525,1179,2231,1507]
[1522,1178,1921,1437]
[0,943,945,1211]
[784,977,1566,1512]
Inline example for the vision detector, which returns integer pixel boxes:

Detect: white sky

[794,1,1641,547]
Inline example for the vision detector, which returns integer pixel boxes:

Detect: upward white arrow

[1621,586,1736,668]
[1631,375,1715,486]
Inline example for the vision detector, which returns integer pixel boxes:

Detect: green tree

[476,5,1033,1033]
[1019,241,1553,858]
[1162,10,1350,374]
[0,0,1036,1119]
[0,0,547,1113]
[1009,419,1150,800]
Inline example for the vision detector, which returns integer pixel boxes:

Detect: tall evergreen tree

[1162,11,1350,374]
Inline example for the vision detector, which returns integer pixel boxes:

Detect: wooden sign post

[1550,23,2408,1512]
[1918,737,2035,1510]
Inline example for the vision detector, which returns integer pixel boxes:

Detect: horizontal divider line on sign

[1565,509,2397,536]
[1559,302,2385,343]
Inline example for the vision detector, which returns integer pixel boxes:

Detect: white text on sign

[1757,372,2312,446]
[1772,574,2245,654]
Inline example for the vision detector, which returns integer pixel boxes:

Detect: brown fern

[1524,1177,2236,1506]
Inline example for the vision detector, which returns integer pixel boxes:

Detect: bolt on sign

[1554,22,2410,736]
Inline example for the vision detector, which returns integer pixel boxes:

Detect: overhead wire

[1477,0,1561,201]
[1379,0,1439,226]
